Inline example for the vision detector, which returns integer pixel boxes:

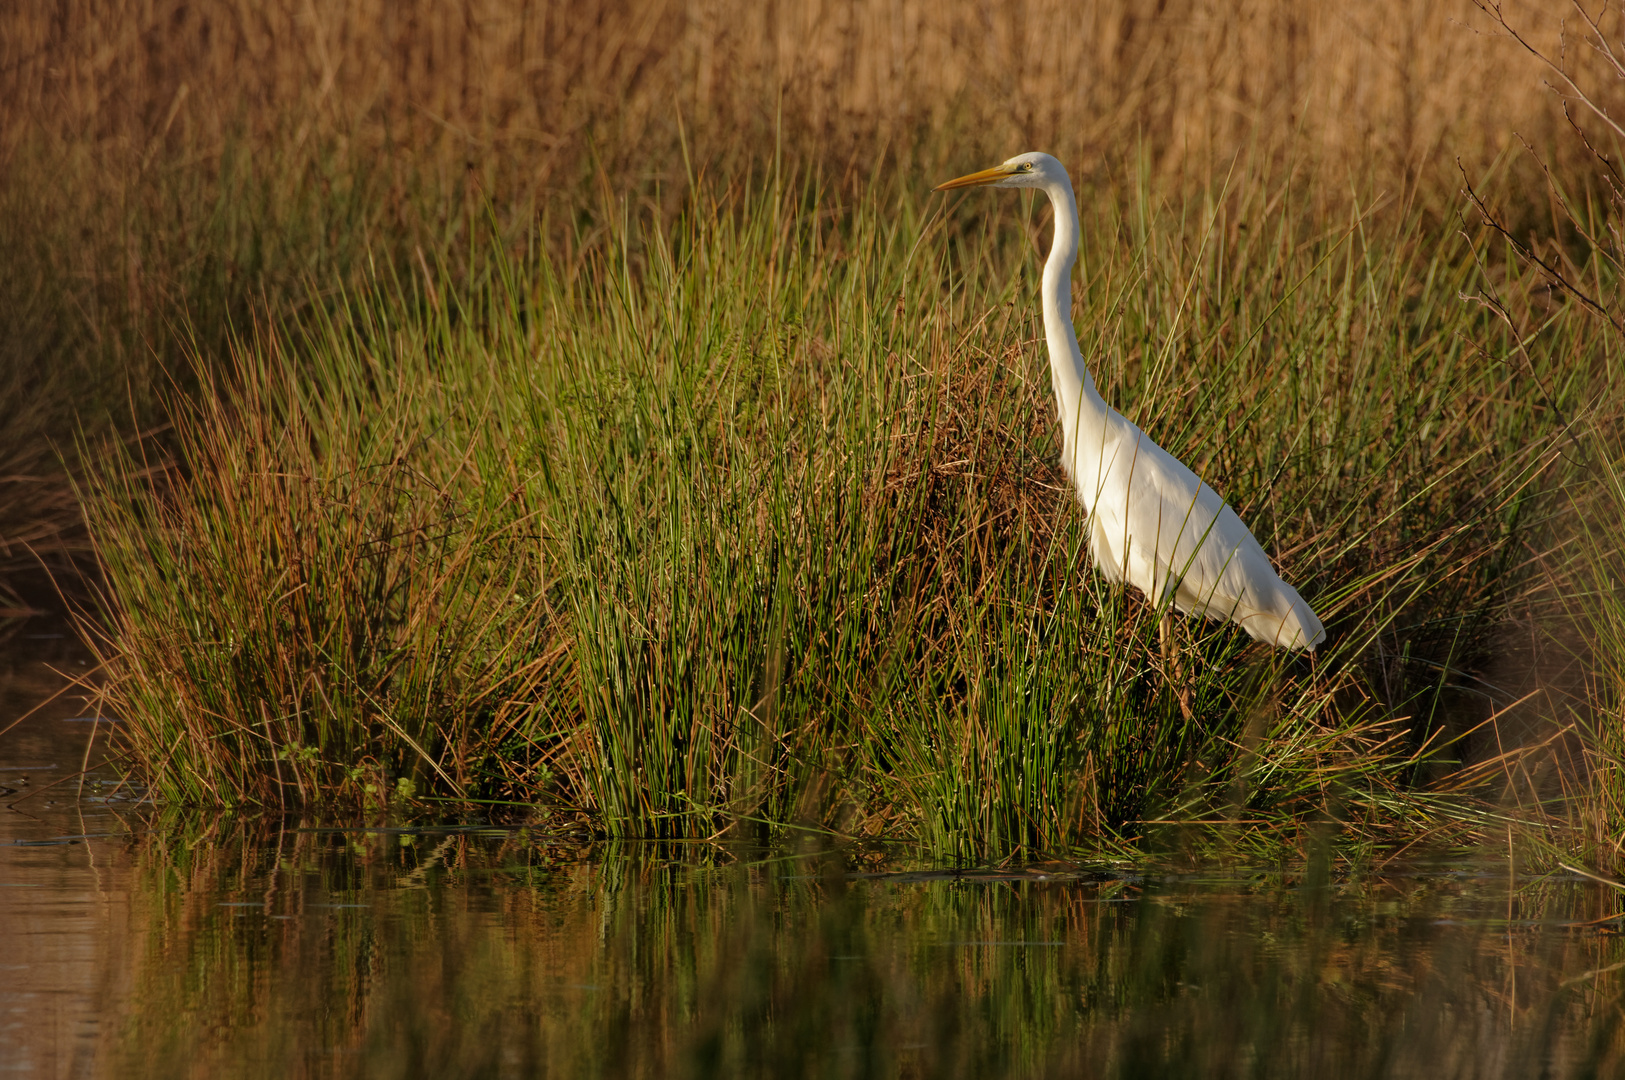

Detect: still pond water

[5,634,1625,1078]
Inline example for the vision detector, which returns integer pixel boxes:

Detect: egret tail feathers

[1228,591,1325,651]
[1174,576,1326,651]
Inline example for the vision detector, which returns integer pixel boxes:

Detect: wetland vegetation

[3,0,1624,865]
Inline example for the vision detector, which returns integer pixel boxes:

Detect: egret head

[934,151,1066,192]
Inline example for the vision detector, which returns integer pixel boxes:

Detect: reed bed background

[0,0,1600,456]
[3,0,1623,858]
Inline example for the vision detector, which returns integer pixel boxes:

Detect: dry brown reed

[0,0,1602,203]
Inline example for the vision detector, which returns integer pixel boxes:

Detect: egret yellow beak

[933,164,1015,191]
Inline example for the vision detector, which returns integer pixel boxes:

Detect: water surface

[5,630,1624,1078]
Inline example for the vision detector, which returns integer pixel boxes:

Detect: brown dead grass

[0,0,1607,212]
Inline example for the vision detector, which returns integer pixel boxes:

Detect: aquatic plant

[79,153,1593,856]
[0,0,1594,605]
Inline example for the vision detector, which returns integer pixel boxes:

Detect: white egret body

[936,152,1325,650]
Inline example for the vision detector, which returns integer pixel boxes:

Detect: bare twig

[1471,0,1625,142]
[1458,159,1623,339]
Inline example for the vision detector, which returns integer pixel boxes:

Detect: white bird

[935,152,1325,652]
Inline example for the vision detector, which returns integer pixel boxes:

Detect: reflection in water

[1,631,132,1080]
[5,640,1625,1077]
[20,827,1625,1079]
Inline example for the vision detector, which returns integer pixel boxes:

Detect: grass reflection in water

[95,822,1625,1079]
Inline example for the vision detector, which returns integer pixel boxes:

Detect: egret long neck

[1039,177,1107,483]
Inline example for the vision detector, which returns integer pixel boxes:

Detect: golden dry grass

[0,0,1606,208]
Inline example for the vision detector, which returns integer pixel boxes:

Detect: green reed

[80,155,1595,857]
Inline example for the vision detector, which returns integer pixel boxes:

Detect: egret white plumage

[935,152,1325,652]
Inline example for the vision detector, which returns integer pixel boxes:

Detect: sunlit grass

[74,154,1602,858]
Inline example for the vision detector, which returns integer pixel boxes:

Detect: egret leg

[1160,612,1194,721]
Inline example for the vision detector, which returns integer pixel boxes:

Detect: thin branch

[1459,158,1624,337]
[1562,100,1625,198]
[1472,0,1625,141]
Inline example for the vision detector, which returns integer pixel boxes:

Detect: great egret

[935,152,1325,652]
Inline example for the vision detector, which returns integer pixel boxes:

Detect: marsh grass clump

[78,152,1596,857]
[82,305,561,808]
[1565,428,1625,852]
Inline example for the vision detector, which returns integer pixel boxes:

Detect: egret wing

[1112,427,1324,648]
